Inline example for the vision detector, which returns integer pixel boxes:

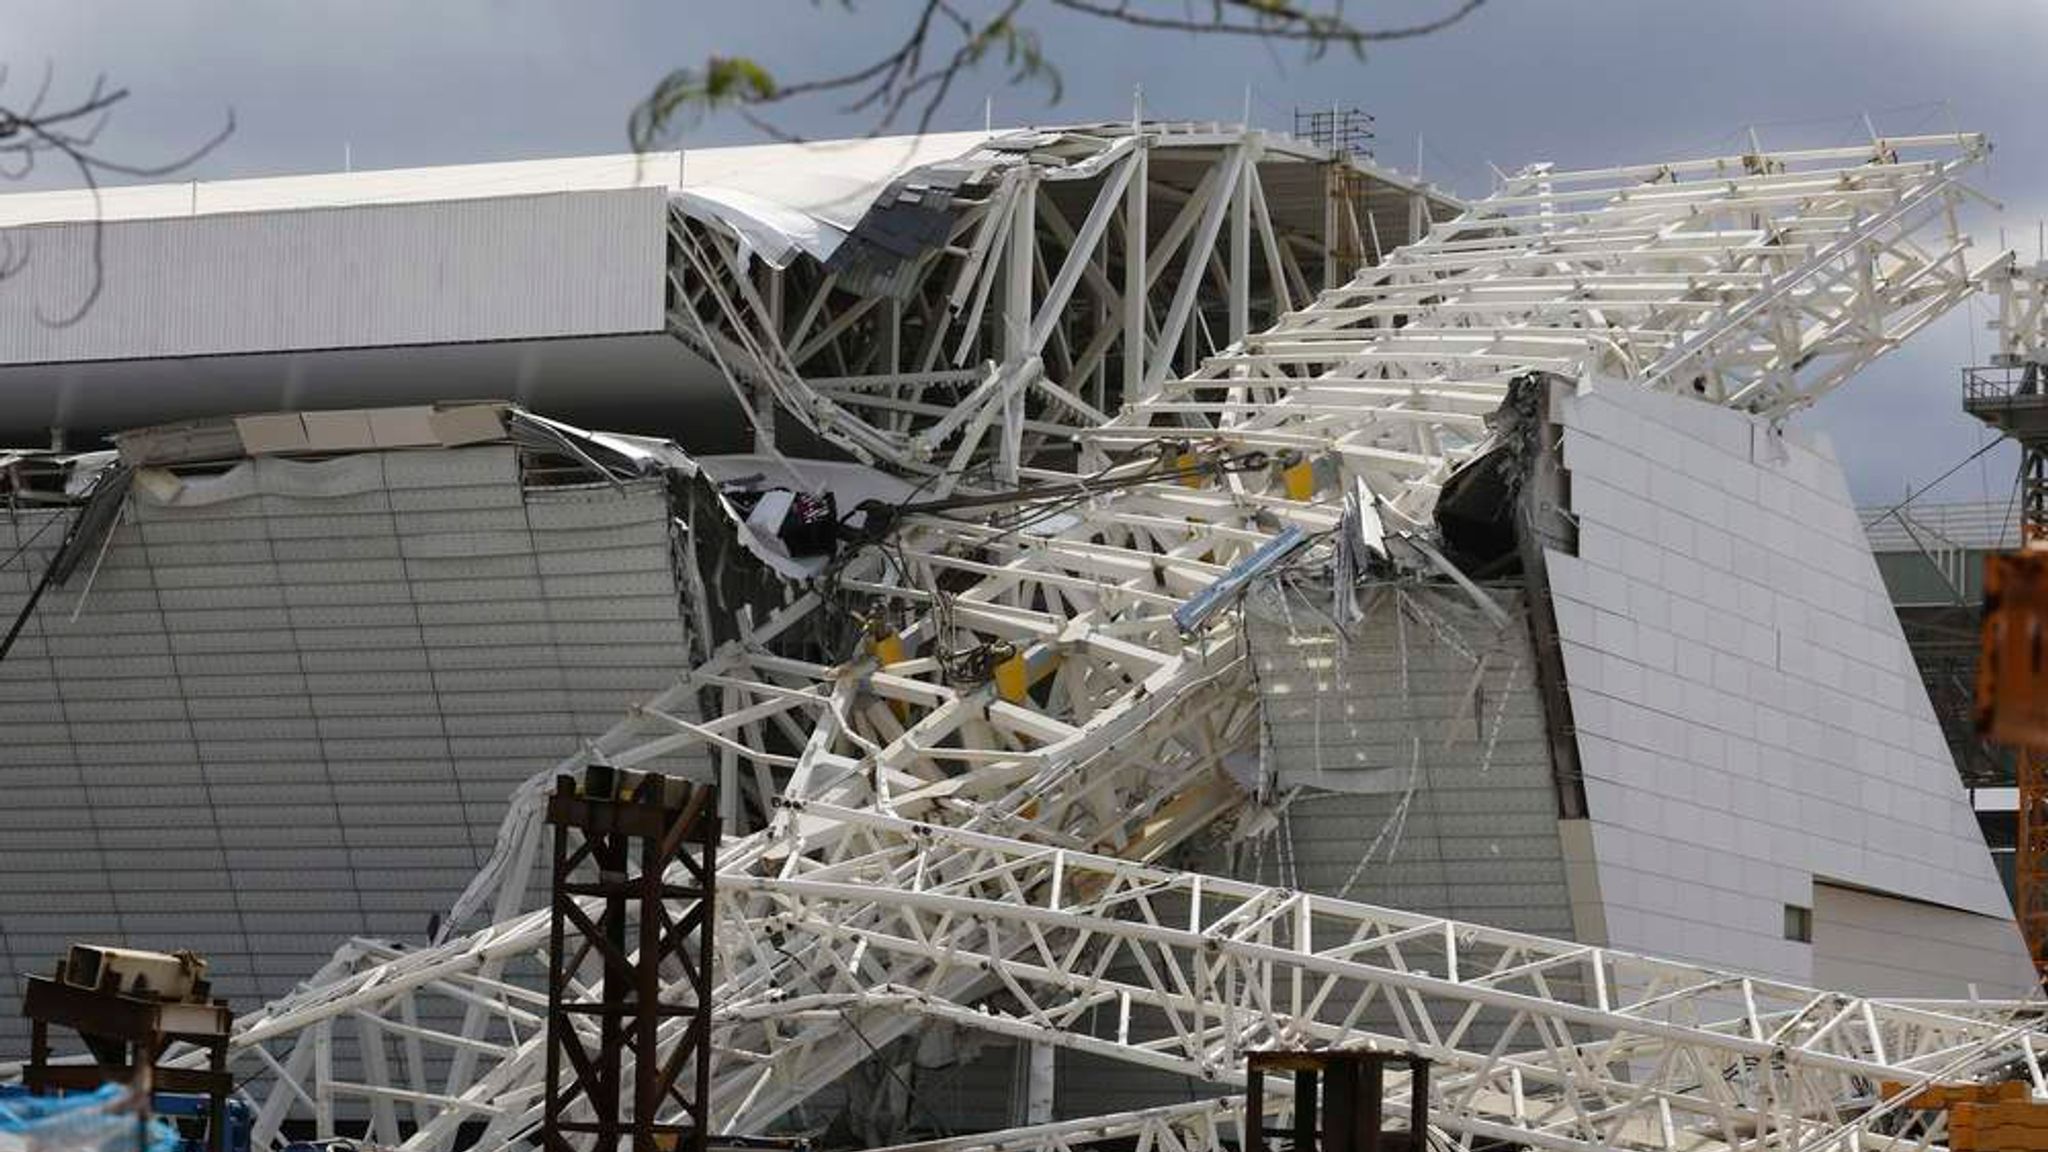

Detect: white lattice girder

[191,133,2039,1152]
[664,124,1400,484]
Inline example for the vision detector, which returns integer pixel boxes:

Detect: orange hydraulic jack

[1886,1081,2048,1150]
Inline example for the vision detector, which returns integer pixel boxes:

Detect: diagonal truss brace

[181,131,2042,1152]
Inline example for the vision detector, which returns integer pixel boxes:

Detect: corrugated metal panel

[0,188,667,365]
[1237,585,1573,933]
[0,130,997,229]
[1045,586,1576,1124]
[0,153,686,228]
[0,443,704,1056]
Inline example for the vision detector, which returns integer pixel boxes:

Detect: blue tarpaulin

[0,1084,180,1152]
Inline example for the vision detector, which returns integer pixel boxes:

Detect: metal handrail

[1965,363,2046,405]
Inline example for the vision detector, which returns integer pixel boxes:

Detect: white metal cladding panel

[1546,378,2028,989]
[0,187,666,365]
[0,445,703,1059]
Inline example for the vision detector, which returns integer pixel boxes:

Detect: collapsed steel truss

[665,122,1449,486]
[177,131,2048,1152]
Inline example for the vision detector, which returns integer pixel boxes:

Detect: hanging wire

[0,503,70,573]
[1474,653,1522,776]
[1862,435,2010,537]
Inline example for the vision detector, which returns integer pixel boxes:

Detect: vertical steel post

[543,767,719,1152]
[1229,134,1252,345]
[1244,1060,1265,1152]
[1293,1066,1319,1152]
[1357,1056,1385,1152]
[1122,134,1149,404]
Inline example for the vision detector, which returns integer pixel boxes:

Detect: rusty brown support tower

[542,765,718,1152]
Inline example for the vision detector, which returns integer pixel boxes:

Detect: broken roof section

[0,122,1445,263]
[677,120,1453,272]
[667,122,1465,475]
[112,403,517,467]
[8,401,911,587]
[0,121,1460,458]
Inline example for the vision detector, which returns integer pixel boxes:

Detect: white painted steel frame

[190,133,2041,1152]
[664,123,1441,489]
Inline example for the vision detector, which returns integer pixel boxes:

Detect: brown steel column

[543,817,571,1152]
[1322,1058,1353,1152]
[542,767,718,1152]
[1406,1058,1428,1151]
[1293,1067,1319,1152]
[1245,1062,1266,1152]
[635,814,661,1152]
[1356,1056,1384,1152]
[599,825,628,1152]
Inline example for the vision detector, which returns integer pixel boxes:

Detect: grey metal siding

[1032,587,1574,1125]
[0,444,702,1058]
[0,187,667,366]
[1236,586,1573,934]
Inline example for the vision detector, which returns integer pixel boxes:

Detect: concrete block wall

[1546,377,2030,993]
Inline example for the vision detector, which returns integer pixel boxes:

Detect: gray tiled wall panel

[1548,378,2029,991]
[0,445,704,1060]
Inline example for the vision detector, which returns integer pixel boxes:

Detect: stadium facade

[0,123,2036,1148]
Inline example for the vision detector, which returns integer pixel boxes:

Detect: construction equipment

[1966,260,2048,983]
[1245,1051,1430,1152]
[0,1086,253,1152]
[1886,1080,2048,1150]
[20,945,234,1152]
[154,1093,254,1152]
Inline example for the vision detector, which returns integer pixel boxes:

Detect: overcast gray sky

[10,0,2046,506]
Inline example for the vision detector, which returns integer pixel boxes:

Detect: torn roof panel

[674,131,1001,246]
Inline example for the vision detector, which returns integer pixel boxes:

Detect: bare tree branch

[0,66,234,326]
[629,0,1482,148]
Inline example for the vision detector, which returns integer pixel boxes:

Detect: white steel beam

[196,131,2029,1152]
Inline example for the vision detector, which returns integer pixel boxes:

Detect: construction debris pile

[2,123,2045,1152]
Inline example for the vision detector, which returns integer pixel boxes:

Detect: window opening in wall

[1784,903,1813,943]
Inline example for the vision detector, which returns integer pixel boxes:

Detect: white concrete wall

[1544,377,2027,990]
[0,188,667,366]
[1812,882,2034,997]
